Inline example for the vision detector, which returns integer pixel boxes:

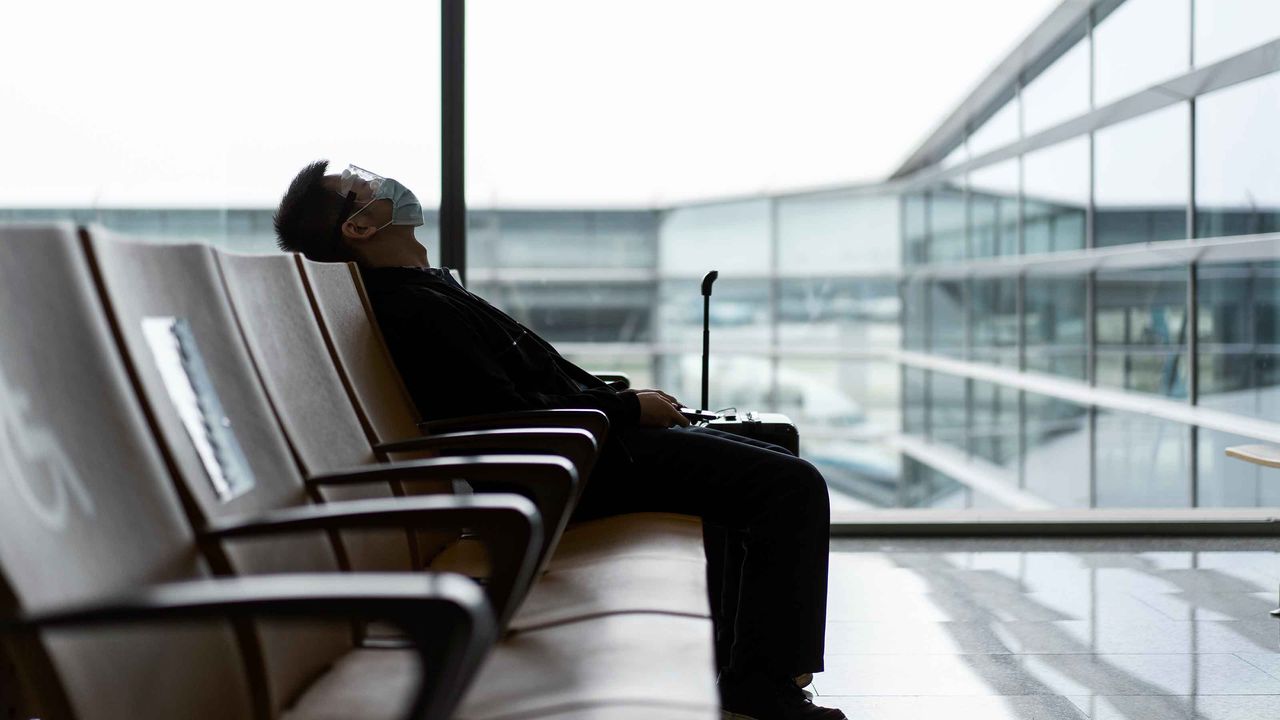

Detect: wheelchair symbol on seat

[0,367,95,530]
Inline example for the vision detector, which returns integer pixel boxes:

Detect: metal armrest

[307,455,577,575]
[201,495,540,629]
[375,427,597,491]
[417,409,609,447]
[7,573,494,720]
[592,372,631,390]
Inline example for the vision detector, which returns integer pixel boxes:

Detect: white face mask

[338,164,424,229]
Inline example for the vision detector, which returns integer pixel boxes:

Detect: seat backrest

[0,224,253,720]
[215,250,418,570]
[297,259,422,444]
[82,229,351,715]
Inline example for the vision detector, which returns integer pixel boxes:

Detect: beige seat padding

[551,512,706,570]
[532,707,717,719]
[428,512,711,631]
[433,512,706,576]
[285,614,718,720]
[512,555,709,630]
[366,554,709,640]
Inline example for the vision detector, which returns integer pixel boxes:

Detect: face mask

[338,164,424,229]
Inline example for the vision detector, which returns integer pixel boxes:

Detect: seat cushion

[366,554,710,641]
[511,555,709,631]
[284,614,718,720]
[551,512,705,570]
[432,512,706,577]
[536,706,718,719]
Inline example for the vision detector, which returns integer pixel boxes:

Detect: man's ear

[340,219,378,243]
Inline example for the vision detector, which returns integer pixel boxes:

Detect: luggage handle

[700,270,718,411]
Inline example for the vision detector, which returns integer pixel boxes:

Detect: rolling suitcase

[681,271,801,456]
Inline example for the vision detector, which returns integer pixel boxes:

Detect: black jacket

[360,266,641,430]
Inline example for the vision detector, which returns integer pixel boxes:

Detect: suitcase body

[705,412,799,456]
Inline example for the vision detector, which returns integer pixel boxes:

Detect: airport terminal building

[5,0,1279,515]
[5,2,1280,719]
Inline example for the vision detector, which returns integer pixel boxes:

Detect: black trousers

[573,425,830,677]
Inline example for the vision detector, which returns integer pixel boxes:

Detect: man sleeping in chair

[274,161,846,720]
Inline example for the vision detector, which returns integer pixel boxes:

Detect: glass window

[1025,276,1088,379]
[1024,393,1091,507]
[779,359,901,508]
[901,458,966,509]
[1022,34,1091,135]
[0,2,441,256]
[1023,137,1089,254]
[1194,0,1280,67]
[928,373,968,450]
[928,280,966,357]
[969,277,1019,366]
[656,278,771,349]
[903,278,928,351]
[656,351,770,417]
[927,184,966,262]
[903,193,929,266]
[659,199,771,274]
[1195,72,1280,238]
[472,278,655,344]
[1095,411,1191,507]
[778,193,900,274]
[1095,268,1188,398]
[779,277,900,350]
[469,210,656,269]
[1197,262,1280,420]
[968,96,1021,157]
[1094,104,1190,247]
[969,381,1019,471]
[968,160,1019,258]
[1093,0,1191,106]
[1198,429,1280,507]
[941,140,969,169]
[904,368,928,435]
[467,210,658,343]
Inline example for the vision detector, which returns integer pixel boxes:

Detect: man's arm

[377,299,684,429]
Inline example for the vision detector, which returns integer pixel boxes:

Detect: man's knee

[795,458,830,518]
[768,456,829,514]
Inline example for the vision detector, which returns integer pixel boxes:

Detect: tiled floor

[814,538,1280,719]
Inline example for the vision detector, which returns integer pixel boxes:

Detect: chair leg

[1273,584,1280,617]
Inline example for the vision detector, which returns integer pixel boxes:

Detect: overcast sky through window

[1,0,1060,209]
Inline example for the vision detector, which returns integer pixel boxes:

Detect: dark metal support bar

[441,0,467,280]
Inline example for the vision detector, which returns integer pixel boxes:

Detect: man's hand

[630,390,690,428]
[627,388,683,407]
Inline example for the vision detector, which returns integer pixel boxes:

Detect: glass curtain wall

[8,1,1276,516]
[462,0,1279,513]
[892,0,1280,511]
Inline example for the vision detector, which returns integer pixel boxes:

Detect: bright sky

[1,0,1060,209]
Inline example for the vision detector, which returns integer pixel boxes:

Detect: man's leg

[577,425,831,680]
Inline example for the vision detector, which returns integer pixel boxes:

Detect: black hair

[273,159,356,262]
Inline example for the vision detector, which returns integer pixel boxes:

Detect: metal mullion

[650,209,663,386]
[1017,271,1027,489]
[899,39,1280,194]
[1187,3,1199,499]
[768,197,781,409]
[1189,263,1200,506]
[440,0,467,280]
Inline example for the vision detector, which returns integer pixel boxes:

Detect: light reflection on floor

[815,538,1280,719]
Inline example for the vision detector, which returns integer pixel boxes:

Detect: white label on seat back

[0,365,94,530]
[142,317,254,502]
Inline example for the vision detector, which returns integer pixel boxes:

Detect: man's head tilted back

[273,159,428,267]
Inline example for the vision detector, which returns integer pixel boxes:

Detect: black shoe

[719,672,847,720]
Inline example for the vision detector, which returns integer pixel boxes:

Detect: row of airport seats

[0,223,718,720]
